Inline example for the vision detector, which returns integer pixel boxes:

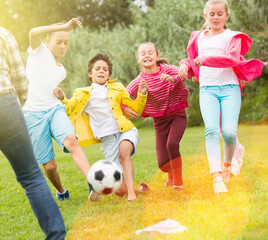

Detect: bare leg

[63,134,90,178]
[43,159,65,193]
[118,140,136,202]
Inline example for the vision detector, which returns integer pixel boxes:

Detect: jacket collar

[80,79,118,93]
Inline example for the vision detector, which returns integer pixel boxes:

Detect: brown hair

[203,0,230,29]
[87,53,113,82]
[136,42,170,66]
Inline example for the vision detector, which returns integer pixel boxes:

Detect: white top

[198,29,239,86]
[83,83,120,139]
[23,43,66,111]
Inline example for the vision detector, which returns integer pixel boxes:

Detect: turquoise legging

[199,84,241,174]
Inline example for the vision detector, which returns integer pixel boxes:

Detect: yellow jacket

[61,79,147,147]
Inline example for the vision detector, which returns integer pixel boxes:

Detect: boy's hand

[138,78,148,95]
[178,64,188,80]
[123,107,139,120]
[64,18,82,31]
[54,87,64,100]
[160,74,174,84]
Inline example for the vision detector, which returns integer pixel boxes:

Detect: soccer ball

[87,160,123,195]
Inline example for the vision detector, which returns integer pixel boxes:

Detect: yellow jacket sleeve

[121,88,147,116]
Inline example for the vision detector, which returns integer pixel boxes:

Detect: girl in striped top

[124,42,189,190]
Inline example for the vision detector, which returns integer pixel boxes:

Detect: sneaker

[56,189,70,201]
[165,178,173,188]
[221,164,232,183]
[165,172,173,188]
[173,185,183,190]
[213,177,228,193]
[231,157,240,177]
[231,144,244,176]
[88,189,101,202]
[238,144,244,167]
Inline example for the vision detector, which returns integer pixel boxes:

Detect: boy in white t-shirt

[23,18,91,200]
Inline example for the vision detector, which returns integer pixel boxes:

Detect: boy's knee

[63,134,78,148]
[118,141,133,160]
[118,152,130,163]
[43,160,57,173]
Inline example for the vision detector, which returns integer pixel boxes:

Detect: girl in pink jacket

[179,0,264,193]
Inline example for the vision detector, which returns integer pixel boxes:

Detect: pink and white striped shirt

[126,64,189,118]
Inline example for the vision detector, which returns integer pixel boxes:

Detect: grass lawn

[0,124,267,240]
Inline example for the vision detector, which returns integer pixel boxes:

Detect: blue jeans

[199,85,241,174]
[0,92,66,240]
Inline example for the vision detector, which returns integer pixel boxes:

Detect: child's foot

[173,185,183,190]
[56,189,70,201]
[213,177,228,193]
[238,144,244,167]
[231,158,240,176]
[231,144,244,176]
[139,183,151,192]
[165,171,173,188]
[165,179,173,188]
[128,196,137,203]
[221,164,232,183]
[88,190,100,202]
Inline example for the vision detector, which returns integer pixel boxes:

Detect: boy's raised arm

[29,18,82,50]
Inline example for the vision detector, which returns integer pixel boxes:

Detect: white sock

[57,188,66,194]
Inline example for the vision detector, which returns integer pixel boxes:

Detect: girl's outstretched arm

[29,18,82,50]
[178,63,189,80]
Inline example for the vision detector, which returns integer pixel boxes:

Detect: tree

[0,0,133,49]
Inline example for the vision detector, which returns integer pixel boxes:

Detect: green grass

[0,125,267,240]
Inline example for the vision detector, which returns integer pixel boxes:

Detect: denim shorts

[23,104,76,164]
[100,127,139,170]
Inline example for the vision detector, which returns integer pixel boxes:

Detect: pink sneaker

[238,144,244,167]
[165,172,173,188]
[173,185,183,190]
[213,177,228,193]
[221,165,232,183]
[231,158,240,176]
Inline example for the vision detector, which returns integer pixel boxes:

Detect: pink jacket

[180,30,264,94]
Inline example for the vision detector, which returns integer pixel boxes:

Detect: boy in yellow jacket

[54,53,148,202]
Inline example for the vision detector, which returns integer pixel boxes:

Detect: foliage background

[1,0,267,126]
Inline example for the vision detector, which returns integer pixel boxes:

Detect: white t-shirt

[198,29,239,86]
[23,43,66,111]
[83,83,120,140]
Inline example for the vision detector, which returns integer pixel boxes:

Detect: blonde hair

[136,42,170,66]
[203,0,230,29]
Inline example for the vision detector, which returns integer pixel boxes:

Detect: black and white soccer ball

[87,160,123,195]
